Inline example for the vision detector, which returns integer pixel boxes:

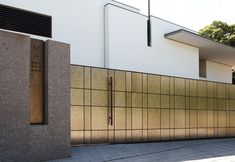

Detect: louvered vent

[0,4,52,37]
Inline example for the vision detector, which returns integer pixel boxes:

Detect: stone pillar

[0,30,71,162]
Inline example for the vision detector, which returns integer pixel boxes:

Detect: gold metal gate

[71,65,235,145]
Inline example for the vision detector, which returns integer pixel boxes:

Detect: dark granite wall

[0,30,70,162]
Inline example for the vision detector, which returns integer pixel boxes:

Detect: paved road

[50,138,235,162]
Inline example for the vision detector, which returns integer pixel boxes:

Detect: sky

[117,0,235,31]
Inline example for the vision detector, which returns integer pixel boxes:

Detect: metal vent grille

[0,4,52,37]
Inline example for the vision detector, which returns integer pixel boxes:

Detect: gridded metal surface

[70,65,235,144]
[0,4,52,37]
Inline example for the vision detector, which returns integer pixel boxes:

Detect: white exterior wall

[105,4,199,79]
[206,60,232,83]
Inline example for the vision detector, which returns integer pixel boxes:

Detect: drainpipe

[147,0,152,47]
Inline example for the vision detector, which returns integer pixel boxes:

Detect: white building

[1,0,234,83]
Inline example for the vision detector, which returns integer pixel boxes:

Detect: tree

[199,20,235,47]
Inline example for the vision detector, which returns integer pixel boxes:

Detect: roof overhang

[165,29,235,66]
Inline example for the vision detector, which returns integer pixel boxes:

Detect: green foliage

[199,21,235,47]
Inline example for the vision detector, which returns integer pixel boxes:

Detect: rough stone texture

[0,30,71,162]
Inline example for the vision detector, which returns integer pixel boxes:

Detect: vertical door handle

[108,77,113,126]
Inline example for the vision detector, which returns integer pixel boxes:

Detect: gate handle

[108,77,113,126]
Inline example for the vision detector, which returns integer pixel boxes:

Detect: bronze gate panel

[71,65,235,144]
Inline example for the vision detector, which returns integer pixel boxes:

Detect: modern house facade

[1,0,235,161]
[1,0,234,83]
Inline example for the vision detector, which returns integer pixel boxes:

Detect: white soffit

[165,29,235,66]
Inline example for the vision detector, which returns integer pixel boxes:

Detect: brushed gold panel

[30,39,45,124]
[143,94,147,108]
[161,109,170,129]
[186,97,190,109]
[198,110,206,128]
[189,80,197,96]
[198,128,207,138]
[92,90,107,106]
[207,82,214,98]
[218,83,226,98]
[115,108,126,129]
[115,131,126,143]
[170,77,175,95]
[143,74,147,93]
[161,95,170,108]
[214,99,218,111]
[84,131,91,144]
[115,71,126,91]
[175,96,185,109]
[230,100,235,110]
[126,108,132,129]
[217,128,227,137]
[161,76,170,94]
[170,109,175,129]
[92,107,108,130]
[185,129,190,139]
[85,90,91,106]
[132,108,142,129]
[161,129,170,140]
[84,67,91,89]
[71,106,84,130]
[85,106,91,130]
[185,79,190,96]
[170,96,174,108]
[148,109,160,129]
[218,99,227,110]
[132,73,142,92]
[189,129,197,139]
[132,130,143,142]
[126,72,131,92]
[198,98,206,110]
[148,94,160,108]
[148,75,160,94]
[92,131,107,144]
[71,89,84,106]
[143,130,148,142]
[71,66,84,88]
[132,93,143,108]
[230,85,235,99]
[170,129,175,140]
[175,78,185,96]
[126,92,132,108]
[143,109,148,129]
[174,129,185,140]
[91,68,107,90]
[189,97,197,109]
[218,111,226,127]
[207,111,214,128]
[30,85,44,123]
[148,130,160,141]
[207,98,214,110]
[198,81,206,97]
[185,110,190,128]
[229,128,235,136]
[175,110,185,128]
[229,111,235,127]
[207,128,214,137]
[71,131,84,145]
[190,110,197,128]
[125,130,132,143]
[115,92,126,107]
[108,130,115,143]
